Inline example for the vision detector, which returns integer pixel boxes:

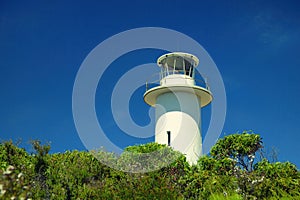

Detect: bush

[0,132,299,199]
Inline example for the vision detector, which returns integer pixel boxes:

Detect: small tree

[210,131,263,172]
[30,140,51,199]
[209,131,264,199]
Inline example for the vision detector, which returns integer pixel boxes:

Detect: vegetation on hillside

[1,131,299,199]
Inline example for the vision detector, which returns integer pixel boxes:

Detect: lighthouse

[143,52,212,164]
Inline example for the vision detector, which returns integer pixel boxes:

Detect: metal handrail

[145,72,161,91]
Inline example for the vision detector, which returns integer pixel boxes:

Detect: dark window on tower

[167,131,171,146]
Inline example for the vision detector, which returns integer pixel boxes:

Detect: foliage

[0,141,34,199]
[0,165,31,199]
[252,159,300,198]
[0,140,33,172]
[0,131,299,199]
[118,142,186,173]
[210,131,263,172]
[30,140,51,199]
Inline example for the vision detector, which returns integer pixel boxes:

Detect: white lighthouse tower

[144,52,212,164]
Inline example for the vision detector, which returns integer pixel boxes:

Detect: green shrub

[0,132,299,199]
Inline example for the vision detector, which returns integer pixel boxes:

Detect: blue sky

[1,0,300,167]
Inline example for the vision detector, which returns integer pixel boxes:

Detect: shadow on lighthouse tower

[144,52,213,165]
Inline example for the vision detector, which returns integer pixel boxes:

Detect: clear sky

[1,0,300,167]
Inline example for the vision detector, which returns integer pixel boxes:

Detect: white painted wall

[160,74,195,87]
[155,91,202,164]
